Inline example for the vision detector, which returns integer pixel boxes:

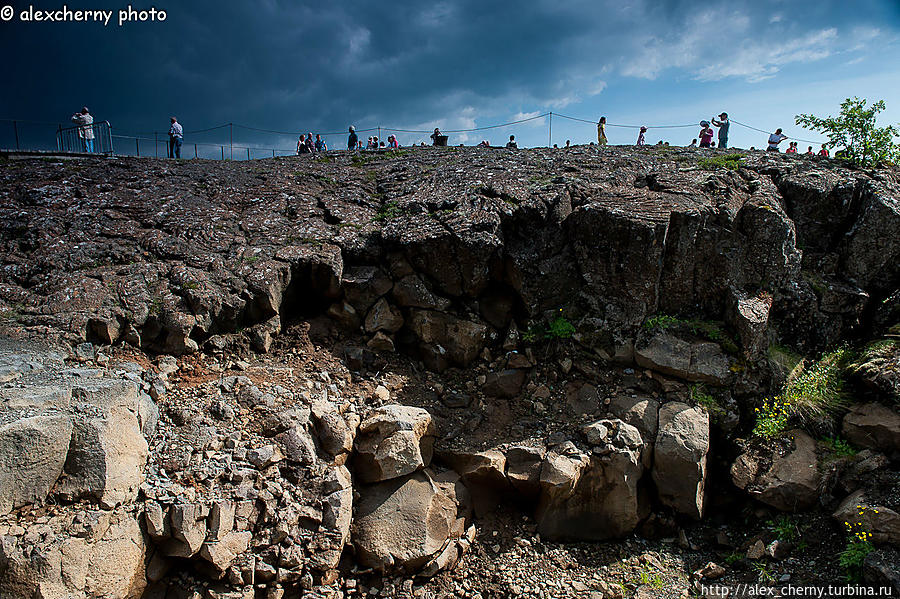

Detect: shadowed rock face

[1,147,897,363]
[1,148,899,594]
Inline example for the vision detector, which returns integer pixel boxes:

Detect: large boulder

[409,310,488,368]
[0,411,73,515]
[731,430,820,512]
[833,490,900,546]
[652,402,709,519]
[635,331,731,385]
[57,405,149,509]
[842,402,900,458]
[354,405,435,483]
[352,469,465,573]
[536,420,646,540]
[0,507,148,599]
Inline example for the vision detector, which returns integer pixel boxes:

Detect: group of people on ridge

[67,105,831,158]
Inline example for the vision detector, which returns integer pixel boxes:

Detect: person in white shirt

[168,117,183,158]
[767,128,788,152]
[71,106,94,152]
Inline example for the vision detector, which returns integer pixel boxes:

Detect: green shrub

[822,436,857,457]
[767,515,799,541]
[374,200,403,222]
[697,153,744,171]
[840,514,875,582]
[691,384,725,416]
[753,395,791,438]
[522,310,576,343]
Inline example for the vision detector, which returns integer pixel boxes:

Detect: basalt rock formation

[1,146,899,597]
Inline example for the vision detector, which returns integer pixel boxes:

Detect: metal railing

[110,132,298,161]
[57,120,114,154]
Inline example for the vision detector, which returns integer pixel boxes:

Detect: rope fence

[1,110,830,159]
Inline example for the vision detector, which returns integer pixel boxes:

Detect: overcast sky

[1,0,899,151]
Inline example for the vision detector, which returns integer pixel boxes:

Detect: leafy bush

[548,315,576,339]
[522,310,576,343]
[796,97,899,167]
[822,436,857,457]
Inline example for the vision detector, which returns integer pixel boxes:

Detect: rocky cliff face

[1,147,899,597]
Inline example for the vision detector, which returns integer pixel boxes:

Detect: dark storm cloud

[1,0,897,140]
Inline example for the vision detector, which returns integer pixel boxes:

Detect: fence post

[272,149,275,158]
[247,147,250,161]
[229,123,233,160]
[13,121,19,150]
[154,132,158,158]
[548,112,552,148]
[195,144,198,158]
[136,138,139,156]
[221,146,224,160]
[57,125,62,152]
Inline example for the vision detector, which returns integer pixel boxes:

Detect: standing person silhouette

[71,106,94,152]
[711,112,729,149]
[347,126,358,150]
[168,117,183,158]
[597,117,607,146]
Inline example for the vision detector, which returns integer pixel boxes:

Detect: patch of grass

[638,566,665,589]
[0,303,25,321]
[148,297,163,317]
[365,169,378,182]
[698,153,744,171]
[373,200,404,222]
[768,343,803,380]
[724,551,743,566]
[643,314,680,331]
[754,348,851,438]
[181,281,199,290]
[312,173,337,185]
[848,337,899,402]
[243,255,260,264]
[751,560,775,584]
[782,348,851,423]
[767,515,799,542]
[522,310,576,343]
[314,155,334,164]
[642,314,739,354]
[690,384,725,417]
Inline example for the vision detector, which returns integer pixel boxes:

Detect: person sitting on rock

[506,135,518,149]
[818,144,830,157]
[387,135,399,149]
[785,141,798,154]
[689,138,698,147]
[805,145,814,155]
[430,128,443,146]
[315,134,327,152]
[636,126,647,146]
[699,121,713,148]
